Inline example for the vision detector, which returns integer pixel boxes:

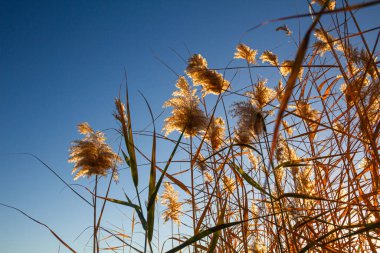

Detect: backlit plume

[163,76,208,138]
[260,50,279,66]
[186,54,230,96]
[161,182,183,224]
[204,117,226,150]
[295,101,320,138]
[246,79,276,109]
[231,101,265,144]
[280,60,304,78]
[68,122,121,180]
[295,101,319,123]
[313,28,340,56]
[311,0,336,10]
[234,43,257,64]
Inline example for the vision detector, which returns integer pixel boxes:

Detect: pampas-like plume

[161,182,183,224]
[231,101,265,144]
[186,54,230,96]
[204,116,226,150]
[222,175,236,194]
[276,134,299,178]
[163,76,208,138]
[260,50,279,66]
[234,43,257,64]
[282,120,293,136]
[280,60,304,78]
[246,79,276,109]
[311,0,336,10]
[68,122,121,180]
[313,28,341,56]
[295,101,320,123]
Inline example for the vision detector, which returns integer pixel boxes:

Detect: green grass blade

[147,130,184,210]
[206,200,227,253]
[138,90,157,242]
[165,220,244,253]
[231,163,273,198]
[97,196,147,230]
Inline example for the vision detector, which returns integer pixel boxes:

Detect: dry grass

[3,1,380,252]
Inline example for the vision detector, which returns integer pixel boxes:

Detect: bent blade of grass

[117,84,139,187]
[147,130,184,210]
[231,162,273,198]
[20,153,92,206]
[125,87,139,187]
[0,202,76,253]
[270,3,327,163]
[206,200,227,253]
[139,91,157,243]
[299,221,380,253]
[165,220,246,253]
[97,196,147,231]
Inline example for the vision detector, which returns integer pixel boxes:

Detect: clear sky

[1,0,379,252]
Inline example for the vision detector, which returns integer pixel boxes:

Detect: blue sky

[1,0,379,252]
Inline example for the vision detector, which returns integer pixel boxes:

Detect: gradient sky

[1,0,379,252]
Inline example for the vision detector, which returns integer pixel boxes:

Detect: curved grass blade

[147,130,184,210]
[97,196,147,230]
[165,220,245,253]
[0,202,76,253]
[139,91,157,243]
[231,163,273,198]
[270,2,327,163]
[206,200,227,253]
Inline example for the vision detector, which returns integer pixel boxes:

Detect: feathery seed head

[186,54,230,96]
[231,101,265,144]
[234,43,258,64]
[312,0,336,10]
[260,50,279,66]
[68,123,121,180]
[280,60,304,78]
[161,182,183,224]
[204,117,226,150]
[282,120,293,136]
[246,78,276,109]
[163,76,208,138]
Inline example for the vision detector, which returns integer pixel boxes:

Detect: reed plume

[231,101,265,144]
[186,54,230,95]
[161,182,183,224]
[234,43,257,64]
[203,116,226,150]
[68,122,121,180]
[163,76,208,137]
[246,78,276,109]
[260,50,279,66]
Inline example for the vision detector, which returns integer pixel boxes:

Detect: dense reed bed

[3,1,380,252]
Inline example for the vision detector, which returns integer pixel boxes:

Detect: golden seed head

[246,78,276,109]
[231,101,265,144]
[295,101,320,122]
[223,175,236,194]
[204,116,226,150]
[312,0,336,10]
[234,43,258,64]
[68,122,121,180]
[282,120,293,136]
[280,60,304,78]
[260,50,279,66]
[186,54,230,96]
[161,182,183,224]
[204,171,213,183]
[163,76,208,138]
